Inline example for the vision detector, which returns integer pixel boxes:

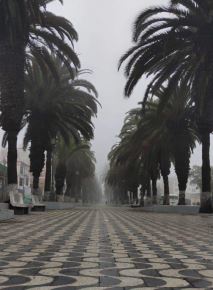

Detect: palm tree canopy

[0,0,80,72]
[0,0,80,135]
[23,55,99,150]
[66,144,96,180]
[119,0,213,124]
[55,136,96,197]
[107,86,198,190]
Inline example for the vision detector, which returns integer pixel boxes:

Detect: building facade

[0,148,32,200]
[17,160,31,195]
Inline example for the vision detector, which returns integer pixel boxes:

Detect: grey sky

[48,0,208,175]
[0,0,204,177]
[0,0,208,181]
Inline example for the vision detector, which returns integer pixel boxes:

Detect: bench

[9,192,30,215]
[31,195,46,212]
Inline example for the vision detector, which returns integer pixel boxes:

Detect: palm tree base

[152,196,158,205]
[43,191,51,201]
[56,194,64,202]
[146,197,152,206]
[178,191,186,205]
[178,202,186,205]
[199,192,213,213]
[199,207,213,213]
[33,188,40,196]
[163,195,170,205]
[140,198,144,207]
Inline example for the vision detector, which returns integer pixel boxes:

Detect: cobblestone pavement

[0,208,212,289]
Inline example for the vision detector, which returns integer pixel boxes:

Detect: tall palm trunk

[159,150,171,205]
[122,189,129,204]
[163,175,170,205]
[44,149,52,192]
[33,175,39,191]
[151,178,157,204]
[146,179,152,205]
[174,143,190,205]
[133,186,138,204]
[29,143,45,196]
[151,166,159,205]
[69,181,75,199]
[0,42,25,188]
[55,162,66,196]
[140,186,145,207]
[7,132,18,184]
[200,131,213,213]
[75,180,80,203]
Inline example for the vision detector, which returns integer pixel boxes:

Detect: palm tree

[106,108,141,204]
[0,0,80,190]
[54,138,95,201]
[82,176,102,204]
[158,87,198,205]
[137,91,197,205]
[65,144,96,202]
[44,143,53,194]
[54,138,75,198]
[132,104,172,205]
[108,86,197,206]
[106,107,159,205]
[24,57,98,195]
[120,0,213,212]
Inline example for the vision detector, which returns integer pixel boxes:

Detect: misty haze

[0,1,212,289]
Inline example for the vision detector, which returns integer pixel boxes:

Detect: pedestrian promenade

[0,208,212,289]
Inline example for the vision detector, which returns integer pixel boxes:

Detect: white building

[0,148,32,195]
[17,160,31,194]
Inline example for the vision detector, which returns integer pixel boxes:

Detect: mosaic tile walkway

[0,208,212,289]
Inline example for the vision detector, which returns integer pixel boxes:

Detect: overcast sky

[48,0,208,175]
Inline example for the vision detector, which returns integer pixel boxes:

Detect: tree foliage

[23,55,98,191]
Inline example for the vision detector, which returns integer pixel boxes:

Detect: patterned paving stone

[0,208,212,289]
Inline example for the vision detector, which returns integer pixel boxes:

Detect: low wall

[0,209,14,221]
[1,201,81,212]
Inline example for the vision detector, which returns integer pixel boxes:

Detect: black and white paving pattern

[0,208,212,289]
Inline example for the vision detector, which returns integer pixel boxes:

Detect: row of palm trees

[106,87,198,206]
[107,0,213,213]
[54,138,98,202]
[0,0,99,198]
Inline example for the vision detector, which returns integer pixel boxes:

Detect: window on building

[25,177,29,186]
[19,178,24,187]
